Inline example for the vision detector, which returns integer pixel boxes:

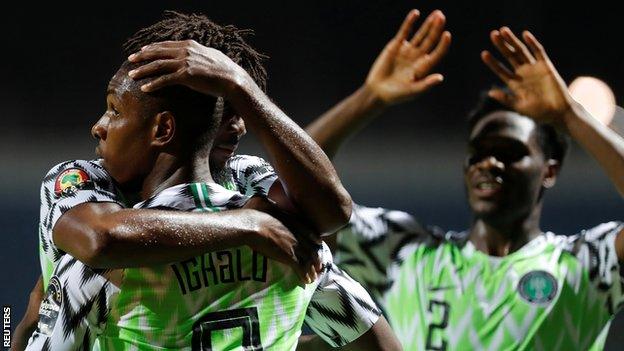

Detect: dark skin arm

[128,41,352,236]
[306,10,450,160]
[297,317,402,351]
[54,202,318,282]
[10,276,43,351]
[481,27,624,260]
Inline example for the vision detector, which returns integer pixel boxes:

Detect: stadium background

[2,1,623,348]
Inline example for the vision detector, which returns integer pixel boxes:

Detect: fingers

[423,31,451,70]
[410,10,440,45]
[394,9,420,43]
[139,71,185,92]
[522,30,548,61]
[481,50,516,83]
[410,73,444,94]
[418,11,446,52]
[128,47,184,63]
[128,59,183,80]
[490,30,523,68]
[499,27,536,65]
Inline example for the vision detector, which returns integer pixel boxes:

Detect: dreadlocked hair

[123,10,268,92]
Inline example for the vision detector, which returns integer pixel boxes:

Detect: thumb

[488,88,515,108]
[410,73,444,94]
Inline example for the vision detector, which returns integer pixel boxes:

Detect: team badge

[38,276,63,336]
[518,270,558,304]
[54,168,92,197]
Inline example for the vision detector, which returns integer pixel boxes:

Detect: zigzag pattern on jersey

[227,155,277,197]
[39,160,121,266]
[305,263,381,346]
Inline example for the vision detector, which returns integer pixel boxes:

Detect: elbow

[319,186,353,234]
[77,225,115,268]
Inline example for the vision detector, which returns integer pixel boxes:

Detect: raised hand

[365,9,451,105]
[481,27,575,126]
[127,40,254,102]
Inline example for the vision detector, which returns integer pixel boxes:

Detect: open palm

[366,10,451,105]
[482,27,573,125]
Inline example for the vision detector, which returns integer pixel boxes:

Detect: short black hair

[468,89,569,165]
[122,11,268,153]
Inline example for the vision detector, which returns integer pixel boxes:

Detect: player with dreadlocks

[16,10,401,351]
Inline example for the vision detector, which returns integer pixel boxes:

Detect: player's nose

[91,115,108,141]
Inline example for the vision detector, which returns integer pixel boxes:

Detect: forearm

[88,209,258,268]
[563,102,624,196]
[306,85,386,159]
[230,83,352,234]
[11,277,44,351]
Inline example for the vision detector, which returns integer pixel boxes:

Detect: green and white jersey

[29,158,380,350]
[95,182,379,350]
[386,222,624,351]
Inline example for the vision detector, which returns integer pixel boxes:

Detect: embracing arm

[10,277,44,351]
[53,202,314,280]
[306,10,450,160]
[481,27,624,260]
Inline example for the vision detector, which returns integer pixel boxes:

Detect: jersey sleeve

[227,155,277,197]
[565,221,624,315]
[39,160,123,265]
[333,203,428,308]
[26,255,118,351]
[304,244,382,347]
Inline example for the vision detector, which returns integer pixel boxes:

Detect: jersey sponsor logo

[54,168,93,197]
[518,270,557,304]
[37,276,63,336]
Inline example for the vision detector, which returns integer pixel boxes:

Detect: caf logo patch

[54,168,91,197]
[518,270,558,304]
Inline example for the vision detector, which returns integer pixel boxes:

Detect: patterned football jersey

[386,222,624,351]
[37,160,124,289]
[28,157,380,350]
[333,203,426,313]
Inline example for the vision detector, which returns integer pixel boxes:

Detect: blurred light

[569,76,616,125]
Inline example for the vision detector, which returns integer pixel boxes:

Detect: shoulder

[348,203,421,238]
[42,160,112,190]
[545,221,624,251]
[226,154,271,170]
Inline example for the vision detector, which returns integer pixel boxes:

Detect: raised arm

[129,42,352,235]
[481,27,624,259]
[306,9,451,159]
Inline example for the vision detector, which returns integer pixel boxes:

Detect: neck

[141,152,215,200]
[468,203,543,256]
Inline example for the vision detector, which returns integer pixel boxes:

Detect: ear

[151,111,176,147]
[542,159,561,189]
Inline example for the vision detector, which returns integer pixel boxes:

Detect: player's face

[464,111,549,223]
[210,107,246,171]
[91,65,156,186]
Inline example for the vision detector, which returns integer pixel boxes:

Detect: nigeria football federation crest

[518,270,558,304]
[54,168,92,197]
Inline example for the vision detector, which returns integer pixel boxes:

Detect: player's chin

[211,148,234,168]
[469,199,505,219]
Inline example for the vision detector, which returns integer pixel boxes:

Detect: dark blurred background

[2,1,623,348]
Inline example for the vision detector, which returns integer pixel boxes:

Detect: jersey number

[192,307,262,350]
[425,300,449,351]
